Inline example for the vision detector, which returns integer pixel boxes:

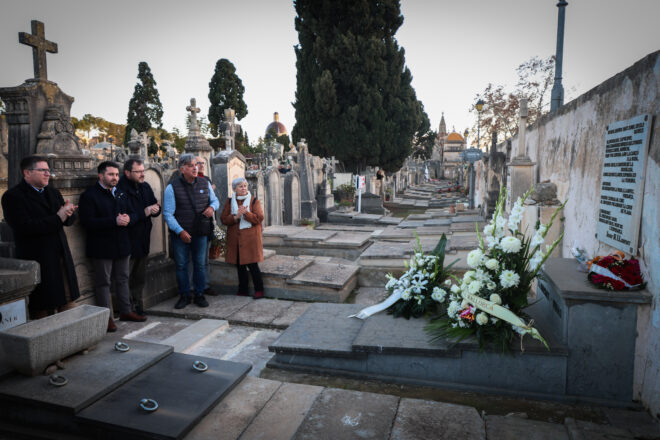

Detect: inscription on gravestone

[596,114,651,253]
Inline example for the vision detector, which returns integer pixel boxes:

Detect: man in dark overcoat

[117,158,160,315]
[79,161,146,332]
[1,156,80,319]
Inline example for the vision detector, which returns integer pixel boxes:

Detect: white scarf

[231,191,252,230]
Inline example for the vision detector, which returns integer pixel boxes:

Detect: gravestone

[184,98,213,166]
[283,170,301,225]
[316,158,335,222]
[217,108,242,151]
[596,114,651,254]
[263,166,282,226]
[296,139,318,224]
[212,149,246,212]
[245,168,266,222]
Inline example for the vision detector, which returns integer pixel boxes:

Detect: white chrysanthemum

[463,270,476,282]
[447,301,462,318]
[401,289,411,300]
[483,223,494,236]
[499,270,520,288]
[467,249,484,268]
[450,284,460,294]
[431,287,446,302]
[489,294,502,305]
[468,280,482,294]
[485,258,499,270]
[500,236,522,253]
[476,312,489,325]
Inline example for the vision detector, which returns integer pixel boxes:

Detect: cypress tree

[208,59,248,137]
[292,0,424,173]
[125,62,164,145]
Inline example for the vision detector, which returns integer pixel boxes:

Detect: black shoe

[204,287,220,296]
[193,295,209,307]
[174,296,191,309]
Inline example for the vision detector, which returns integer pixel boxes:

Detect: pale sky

[1,0,659,146]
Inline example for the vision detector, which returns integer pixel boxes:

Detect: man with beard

[1,156,80,319]
[79,161,145,332]
[117,159,160,315]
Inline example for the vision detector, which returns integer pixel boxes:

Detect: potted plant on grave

[334,183,356,207]
[384,188,393,202]
[209,224,227,260]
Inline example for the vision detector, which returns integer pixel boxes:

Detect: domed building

[265,112,287,138]
[431,113,467,180]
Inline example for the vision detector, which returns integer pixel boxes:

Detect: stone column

[296,139,318,224]
[507,98,536,212]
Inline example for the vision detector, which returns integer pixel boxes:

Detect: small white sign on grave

[0,299,27,331]
[596,114,652,254]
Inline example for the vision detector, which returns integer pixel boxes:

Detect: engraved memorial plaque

[596,114,652,253]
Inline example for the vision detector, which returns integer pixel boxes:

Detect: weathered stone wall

[504,51,660,415]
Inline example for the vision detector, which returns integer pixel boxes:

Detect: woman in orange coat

[220,177,265,298]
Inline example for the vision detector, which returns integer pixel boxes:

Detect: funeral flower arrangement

[210,224,227,252]
[425,188,566,352]
[383,235,457,319]
[587,252,645,291]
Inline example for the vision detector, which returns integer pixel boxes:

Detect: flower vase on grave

[209,245,223,260]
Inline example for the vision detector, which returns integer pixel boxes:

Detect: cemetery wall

[508,50,660,415]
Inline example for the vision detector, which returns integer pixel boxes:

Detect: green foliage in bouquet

[425,187,566,352]
[385,234,459,319]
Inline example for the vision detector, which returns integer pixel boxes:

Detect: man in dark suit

[117,158,160,315]
[79,161,146,332]
[1,156,80,319]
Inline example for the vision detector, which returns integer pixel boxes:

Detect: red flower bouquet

[588,253,645,291]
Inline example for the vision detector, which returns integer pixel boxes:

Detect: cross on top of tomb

[19,20,58,81]
[186,98,200,130]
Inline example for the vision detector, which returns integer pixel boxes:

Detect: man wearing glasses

[117,159,160,316]
[2,156,80,319]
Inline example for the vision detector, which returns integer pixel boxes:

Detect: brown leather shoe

[119,311,147,322]
[107,317,117,333]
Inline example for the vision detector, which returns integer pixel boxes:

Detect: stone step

[160,318,229,354]
[268,303,581,403]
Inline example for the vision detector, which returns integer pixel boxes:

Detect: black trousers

[235,247,264,293]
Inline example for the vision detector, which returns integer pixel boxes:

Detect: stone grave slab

[316,224,376,232]
[271,302,313,328]
[485,415,568,440]
[447,234,479,250]
[288,262,359,289]
[0,339,172,415]
[414,200,429,207]
[450,221,484,232]
[284,229,337,242]
[262,225,303,237]
[321,231,372,247]
[242,382,324,440]
[76,353,251,440]
[423,218,452,227]
[353,287,387,305]
[159,318,228,354]
[451,215,484,223]
[228,299,293,326]
[148,295,251,321]
[293,388,399,440]
[352,312,457,356]
[405,213,432,220]
[397,220,426,229]
[377,216,402,225]
[392,399,486,440]
[185,377,281,440]
[269,303,365,356]
[360,241,409,259]
[259,255,313,279]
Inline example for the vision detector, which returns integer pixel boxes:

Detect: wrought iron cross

[19,20,58,81]
[186,98,200,130]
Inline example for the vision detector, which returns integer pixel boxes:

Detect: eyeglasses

[30,168,51,174]
[196,162,204,166]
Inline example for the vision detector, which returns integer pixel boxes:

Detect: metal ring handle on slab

[139,398,159,412]
[49,374,68,387]
[114,341,130,352]
[192,360,208,372]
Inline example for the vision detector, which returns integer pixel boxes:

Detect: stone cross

[224,129,233,151]
[19,20,58,81]
[186,98,200,131]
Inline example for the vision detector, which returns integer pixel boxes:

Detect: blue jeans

[172,234,207,297]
